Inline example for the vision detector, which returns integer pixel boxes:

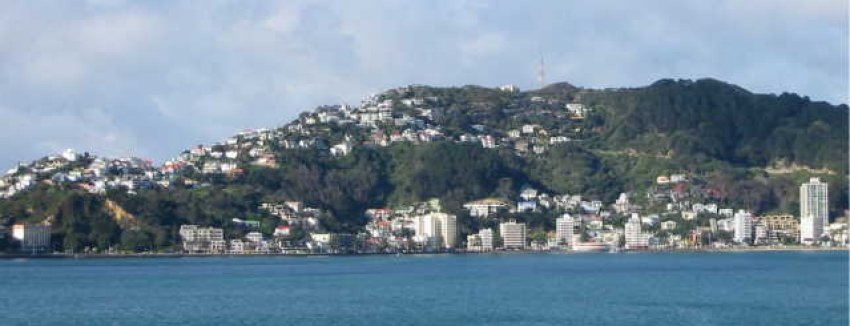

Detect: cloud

[0,0,845,169]
[461,33,507,59]
[264,3,302,35]
[4,9,162,88]
[0,106,143,161]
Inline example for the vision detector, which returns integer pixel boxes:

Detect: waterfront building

[308,233,355,253]
[500,221,526,249]
[800,177,828,244]
[624,214,649,249]
[467,234,482,251]
[229,239,245,254]
[479,228,494,251]
[717,218,735,233]
[12,223,51,253]
[733,210,753,244]
[555,214,575,247]
[179,225,225,254]
[246,232,263,243]
[414,212,457,250]
[754,219,769,245]
[760,215,799,240]
[825,221,849,245]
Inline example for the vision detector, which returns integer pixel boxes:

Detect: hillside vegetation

[1,78,846,252]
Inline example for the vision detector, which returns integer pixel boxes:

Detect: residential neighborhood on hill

[0,79,847,255]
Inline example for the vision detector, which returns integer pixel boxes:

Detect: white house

[463,199,510,218]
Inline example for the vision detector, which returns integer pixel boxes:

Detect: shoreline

[2,246,847,259]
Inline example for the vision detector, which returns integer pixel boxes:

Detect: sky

[0,0,847,168]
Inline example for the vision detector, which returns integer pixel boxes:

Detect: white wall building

[414,212,457,250]
[463,199,509,218]
[246,232,263,243]
[733,210,753,244]
[500,221,526,249]
[478,228,494,251]
[555,214,575,247]
[800,177,829,244]
[466,234,481,251]
[717,218,735,233]
[613,193,630,213]
[625,214,649,249]
[179,225,225,254]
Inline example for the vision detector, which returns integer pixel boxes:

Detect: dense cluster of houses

[176,177,848,256]
[1,85,592,199]
[0,149,169,198]
[3,85,847,254]
[277,85,590,157]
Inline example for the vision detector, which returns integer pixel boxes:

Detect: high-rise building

[478,228,494,251]
[733,210,753,244]
[624,214,648,249]
[414,214,438,249]
[414,212,457,250]
[800,177,829,244]
[500,221,527,249]
[555,214,575,247]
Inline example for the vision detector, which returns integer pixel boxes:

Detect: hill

[0,78,846,252]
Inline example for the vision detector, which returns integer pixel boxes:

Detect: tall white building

[414,212,457,250]
[478,228,494,251]
[440,213,457,249]
[800,177,829,244]
[733,210,753,244]
[466,228,495,252]
[624,214,648,249]
[500,221,527,249]
[555,214,575,247]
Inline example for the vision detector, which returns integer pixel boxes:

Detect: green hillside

[1,78,846,252]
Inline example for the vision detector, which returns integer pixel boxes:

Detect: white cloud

[0,106,143,161]
[0,0,845,169]
[73,12,162,56]
[6,9,162,88]
[22,54,87,87]
[461,33,507,58]
[264,4,302,35]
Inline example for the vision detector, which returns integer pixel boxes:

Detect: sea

[0,251,847,325]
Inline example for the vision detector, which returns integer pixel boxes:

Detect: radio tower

[537,56,546,88]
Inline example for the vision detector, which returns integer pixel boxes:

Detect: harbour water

[0,251,846,325]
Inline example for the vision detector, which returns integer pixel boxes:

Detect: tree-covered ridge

[582,78,848,173]
[0,78,846,252]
